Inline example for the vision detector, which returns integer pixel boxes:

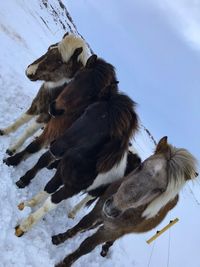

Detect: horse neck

[103,195,179,234]
[44,78,71,90]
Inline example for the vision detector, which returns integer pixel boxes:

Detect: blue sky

[67,0,200,163]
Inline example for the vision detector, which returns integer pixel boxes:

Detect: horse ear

[155,136,169,154]
[86,54,97,68]
[48,42,59,51]
[62,32,69,39]
[72,47,83,59]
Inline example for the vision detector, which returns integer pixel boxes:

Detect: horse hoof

[18,202,25,210]
[55,262,67,267]
[0,129,5,135]
[56,258,73,267]
[3,156,18,166]
[68,212,75,219]
[52,234,63,245]
[6,149,15,156]
[3,158,9,166]
[15,225,25,237]
[100,250,107,257]
[16,179,27,188]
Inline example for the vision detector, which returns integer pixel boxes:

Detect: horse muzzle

[26,73,38,81]
[103,197,122,218]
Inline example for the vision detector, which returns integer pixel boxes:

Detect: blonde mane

[58,33,91,66]
[142,145,198,219]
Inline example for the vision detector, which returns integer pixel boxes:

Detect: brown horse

[0,33,90,155]
[14,76,139,237]
[4,55,118,189]
[51,136,198,267]
[4,55,116,171]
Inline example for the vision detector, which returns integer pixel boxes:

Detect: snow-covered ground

[0,1,199,267]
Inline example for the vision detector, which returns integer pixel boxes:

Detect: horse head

[25,33,90,82]
[103,136,198,219]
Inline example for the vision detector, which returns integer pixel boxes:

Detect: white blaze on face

[26,62,40,76]
[26,56,46,76]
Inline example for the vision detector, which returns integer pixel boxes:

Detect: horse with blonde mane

[51,136,198,267]
[1,33,90,155]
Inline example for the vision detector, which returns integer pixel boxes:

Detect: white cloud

[152,0,200,50]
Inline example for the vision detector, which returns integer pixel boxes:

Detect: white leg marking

[19,197,57,232]
[8,121,44,153]
[68,195,95,219]
[24,191,49,208]
[1,113,34,134]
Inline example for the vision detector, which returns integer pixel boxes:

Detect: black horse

[15,56,139,237]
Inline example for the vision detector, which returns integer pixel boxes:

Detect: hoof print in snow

[15,225,25,237]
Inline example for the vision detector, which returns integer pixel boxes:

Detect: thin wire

[167,225,171,267]
[195,178,200,188]
[147,240,156,267]
[188,184,200,205]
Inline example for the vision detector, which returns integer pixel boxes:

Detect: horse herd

[1,33,198,267]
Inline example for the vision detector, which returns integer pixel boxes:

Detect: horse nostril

[25,71,37,81]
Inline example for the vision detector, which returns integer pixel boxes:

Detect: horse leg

[17,171,63,211]
[6,120,44,155]
[18,191,49,210]
[16,151,54,188]
[0,113,34,135]
[52,204,102,245]
[15,178,72,236]
[68,194,95,219]
[100,241,115,257]
[47,160,60,170]
[55,227,116,267]
[4,135,45,166]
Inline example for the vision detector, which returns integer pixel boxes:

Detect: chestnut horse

[14,77,139,237]
[51,137,198,267]
[0,33,90,155]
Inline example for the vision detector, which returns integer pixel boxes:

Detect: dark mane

[55,57,117,113]
[96,92,138,173]
[92,58,117,90]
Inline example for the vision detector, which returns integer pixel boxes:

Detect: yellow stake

[146,218,179,244]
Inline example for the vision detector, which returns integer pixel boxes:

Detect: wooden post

[146,218,179,244]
